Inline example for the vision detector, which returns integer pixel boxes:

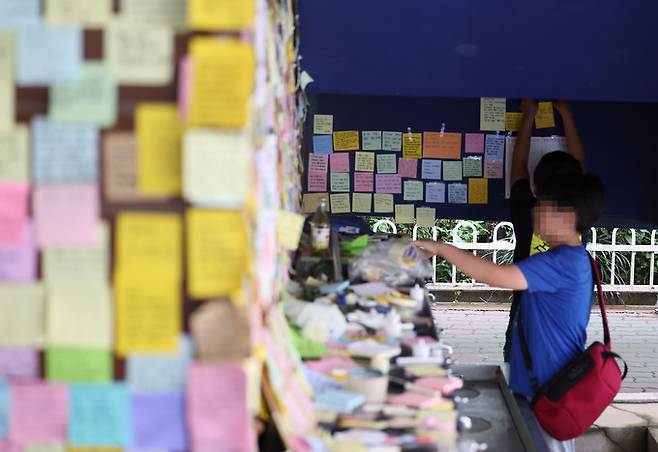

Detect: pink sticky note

[0,441,21,452]
[375,174,402,194]
[330,153,350,173]
[33,184,99,247]
[0,221,36,282]
[308,154,328,173]
[0,183,29,245]
[177,57,192,121]
[465,133,485,153]
[307,172,327,192]
[484,160,504,179]
[10,382,69,444]
[398,158,418,178]
[354,172,374,192]
[0,348,39,379]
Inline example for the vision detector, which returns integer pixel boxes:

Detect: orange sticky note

[332,131,359,151]
[402,133,422,159]
[468,178,488,205]
[422,132,462,159]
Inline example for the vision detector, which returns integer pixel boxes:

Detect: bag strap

[517,252,611,394]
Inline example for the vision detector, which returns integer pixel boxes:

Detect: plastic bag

[348,239,433,286]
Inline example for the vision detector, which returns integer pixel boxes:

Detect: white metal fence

[371,219,658,293]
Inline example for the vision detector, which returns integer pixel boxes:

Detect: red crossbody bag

[518,255,628,441]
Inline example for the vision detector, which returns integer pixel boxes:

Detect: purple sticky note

[308,154,328,173]
[485,160,504,179]
[398,158,418,178]
[465,133,485,153]
[421,160,442,180]
[0,222,36,282]
[132,393,187,450]
[0,348,39,379]
[307,172,327,192]
[354,172,374,192]
[375,174,402,194]
[313,135,333,155]
[330,153,350,173]
[484,135,505,160]
[426,182,446,203]
[448,183,468,204]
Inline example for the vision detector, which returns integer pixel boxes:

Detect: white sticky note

[330,173,350,192]
[313,114,333,135]
[0,33,15,132]
[416,208,436,228]
[120,0,187,28]
[0,125,29,182]
[127,335,193,393]
[480,97,506,131]
[45,0,113,27]
[0,284,45,346]
[17,25,82,86]
[395,204,415,224]
[382,131,402,152]
[0,0,40,29]
[403,180,423,201]
[330,193,350,213]
[362,131,382,150]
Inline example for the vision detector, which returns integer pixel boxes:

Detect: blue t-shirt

[509,245,592,398]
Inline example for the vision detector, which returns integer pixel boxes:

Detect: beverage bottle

[310,198,331,252]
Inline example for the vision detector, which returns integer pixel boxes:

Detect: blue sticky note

[484,135,505,161]
[69,383,131,447]
[0,380,8,438]
[426,182,446,203]
[127,336,193,393]
[313,135,333,155]
[17,25,82,86]
[448,183,468,204]
[0,0,40,28]
[131,392,186,450]
[421,159,442,180]
[32,116,99,184]
[315,389,365,414]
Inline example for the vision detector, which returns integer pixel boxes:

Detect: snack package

[349,239,433,286]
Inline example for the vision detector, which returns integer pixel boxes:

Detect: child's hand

[520,98,538,117]
[413,240,442,257]
[554,100,571,115]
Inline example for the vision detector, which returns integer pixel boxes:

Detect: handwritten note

[0,183,28,244]
[9,381,68,443]
[0,0,40,28]
[0,126,29,182]
[352,193,372,213]
[136,103,183,197]
[484,134,505,161]
[277,210,305,251]
[422,132,462,159]
[480,97,506,131]
[465,133,484,154]
[17,25,82,85]
[307,172,326,192]
[468,178,488,204]
[443,161,463,181]
[312,135,332,155]
[354,172,373,192]
[402,133,422,158]
[333,131,359,151]
[105,23,173,85]
[398,158,418,178]
[463,157,483,178]
[313,115,333,134]
[403,180,423,201]
[421,159,441,180]
[45,347,112,383]
[448,184,468,204]
[361,131,382,150]
[416,208,436,228]
[375,174,401,194]
[45,0,112,27]
[49,62,117,127]
[330,153,350,173]
[0,348,38,379]
[484,160,504,179]
[426,182,446,203]
[395,205,415,224]
[120,0,187,27]
[382,131,402,152]
[376,154,396,174]
[69,384,130,447]
[0,33,14,132]
[188,0,255,31]
[505,112,523,132]
[102,132,138,202]
[373,194,393,213]
[182,129,252,207]
[302,193,329,213]
[127,335,192,393]
[131,393,187,450]
[32,116,99,184]
[354,152,374,172]
[308,154,328,173]
[330,173,350,192]
[23,444,65,452]
[535,101,555,129]
[330,193,350,214]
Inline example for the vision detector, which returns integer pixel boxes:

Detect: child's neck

[547,231,582,248]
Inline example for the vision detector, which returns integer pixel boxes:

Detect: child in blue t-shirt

[415,171,604,451]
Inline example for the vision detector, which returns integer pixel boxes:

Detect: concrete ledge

[616,393,658,404]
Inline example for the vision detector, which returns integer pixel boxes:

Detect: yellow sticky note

[187,209,250,299]
[374,193,393,213]
[0,284,45,346]
[115,273,180,356]
[333,131,360,151]
[416,207,436,228]
[480,97,506,131]
[354,152,375,172]
[395,204,415,224]
[302,193,329,213]
[505,112,523,132]
[188,0,255,31]
[313,114,333,134]
[0,33,15,132]
[136,103,183,197]
[535,102,555,129]
[468,178,489,204]
[0,125,29,182]
[402,133,422,158]
[115,212,182,282]
[330,193,350,214]
[352,193,372,213]
[277,210,305,251]
[45,0,112,27]
[189,37,255,129]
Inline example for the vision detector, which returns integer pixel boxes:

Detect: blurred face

[533,200,577,242]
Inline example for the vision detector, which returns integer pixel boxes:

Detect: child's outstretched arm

[554,100,586,171]
[510,99,538,186]
[414,241,528,290]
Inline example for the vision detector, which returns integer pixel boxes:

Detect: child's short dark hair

[534,151,583,196]
[538,172,605,234]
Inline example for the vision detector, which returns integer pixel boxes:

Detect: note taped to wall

[464,133,484,154]
[9,381,68,444]
[463,157,483,178]
[302,193,329,213]
[0,182,28,244]
[353,172,373,192]
[131,392,187,450]
[362,131,382,150]
[45,347,112,383]
[535,101,555,129]
[480,97,506,131]
[0,284,45,347]
[69,383,130,447]
[45,0,112,27]
[373,193,393,213]
[352,193,372,213]
[307,172,326,192]
[0,33,15,132]
[103,132,138,202]
[442,161,463,181]
[448,183,468,204]
[468,178,489,204]
[0,221,36,282]
[395,204,415,224]
[422,132,461,159]
[330,193,350,214]
[0,126,30,182]
[426,182,446,203]
[330,153,349,173]
[188,0,255,31]
[332,131,359,151]
[0,348,38,379]
[17,25,82,86]
[398,158,417,178]
[189,37,255,129]
[403,180,423,201]
[375,174,401,194]
[382,131,402,152]
[402,133,422,158]
[313,115,333,135]
[0,0,40,28]
[120,0,187,27]
[354,152,374,172]
[376,154,396,174]
[416,208,436,228]
[505,112,523,132]
[127,335,193,393]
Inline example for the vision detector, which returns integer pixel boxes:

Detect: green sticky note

[289,326,327,359]
[463,157,483,177]
[46,347,113,383]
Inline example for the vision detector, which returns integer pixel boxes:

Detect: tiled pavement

[431,304,658,393]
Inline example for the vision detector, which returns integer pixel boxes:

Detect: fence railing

[371,219,658,293]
